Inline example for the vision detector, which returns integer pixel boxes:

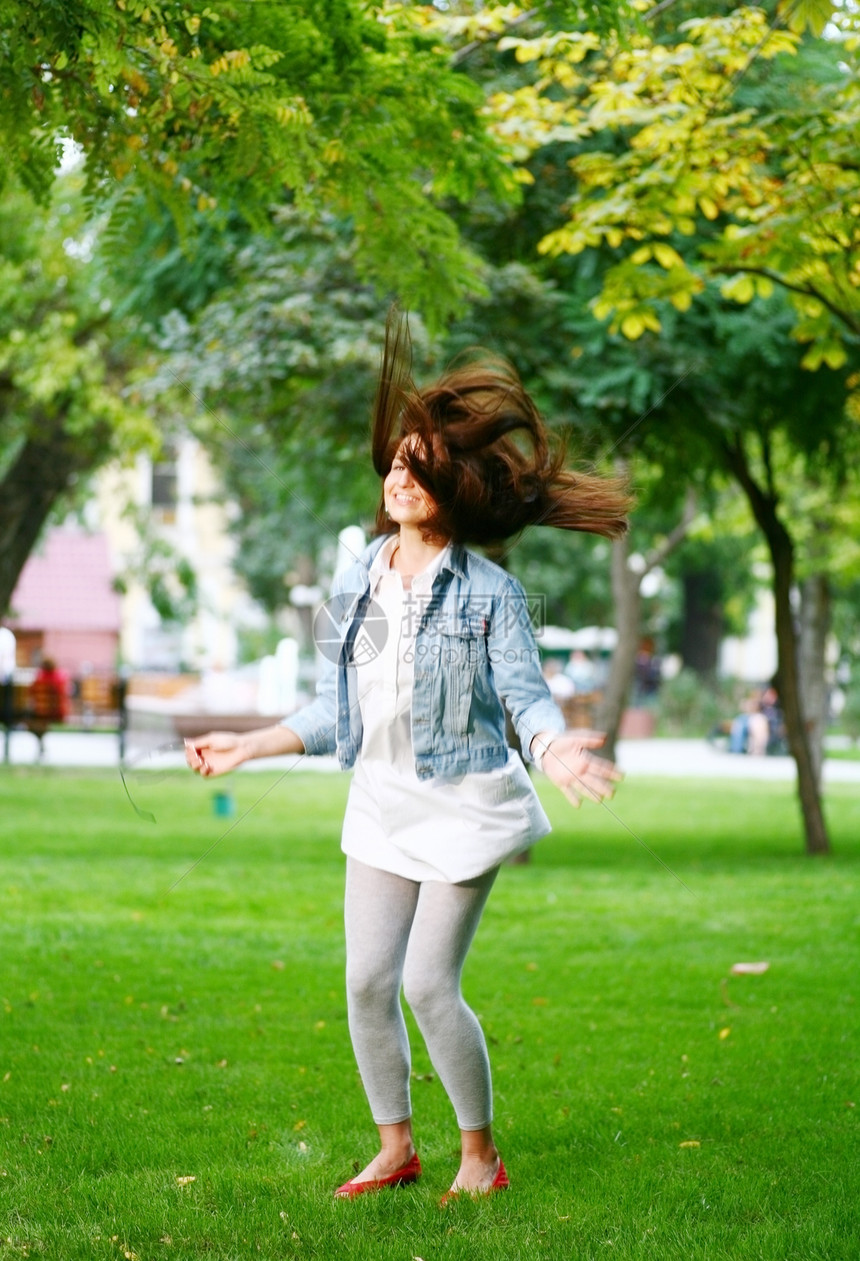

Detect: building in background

[719,588,778,683]
[95,437,265,671]
[6,530,121,673]
[7,439,265,678]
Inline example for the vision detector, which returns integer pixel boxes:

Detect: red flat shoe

[334,1152,422,1199]
[439,1158,509,1206]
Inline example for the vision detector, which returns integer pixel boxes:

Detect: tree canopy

[0,179,155,615]
[1,0,522,326]
[483,4,860,364]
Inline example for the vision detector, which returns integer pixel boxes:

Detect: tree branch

[760,427,778,506]
[643,0,682,20]
[713,266,860,335]
[643,487,697,574]
[450,8,539,67]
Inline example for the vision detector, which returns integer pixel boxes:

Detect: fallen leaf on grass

[730,961,770,975]
[719,1028,731,1040]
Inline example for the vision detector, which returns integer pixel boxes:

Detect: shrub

[655,668,735,736]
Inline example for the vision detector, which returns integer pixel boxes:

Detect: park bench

[1,674,128,763]
[558,691,600,730]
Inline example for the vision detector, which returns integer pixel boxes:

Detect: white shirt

[340,535,551,882]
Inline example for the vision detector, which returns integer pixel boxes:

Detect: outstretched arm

[185,724,305,778]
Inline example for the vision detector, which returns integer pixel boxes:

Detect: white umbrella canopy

[537,625,618,652]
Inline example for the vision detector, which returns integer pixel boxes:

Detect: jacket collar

[363,533,468,581]
[442,543,468,579]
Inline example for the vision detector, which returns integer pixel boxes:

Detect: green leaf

[778,0,835,36]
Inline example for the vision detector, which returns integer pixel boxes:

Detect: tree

[0,0,529,327]
[141,208,420,607]
[661,499,762,679]
[0,0,536,616]
[0,180,155,617]
[463,4,859,855]
[486,5,859,362]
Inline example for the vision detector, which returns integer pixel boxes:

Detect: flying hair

[371,307,632,546]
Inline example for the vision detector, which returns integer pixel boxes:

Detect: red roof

[9,530,121,632]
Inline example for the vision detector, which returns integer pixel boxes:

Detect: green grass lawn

[825,747,860,762]
[0,766,858,1260]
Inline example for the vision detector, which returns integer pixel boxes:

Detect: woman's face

[383,441,435,528]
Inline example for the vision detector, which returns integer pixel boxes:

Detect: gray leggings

[344,857,498,1131]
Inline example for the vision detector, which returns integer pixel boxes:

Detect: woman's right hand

[185,731,248,778]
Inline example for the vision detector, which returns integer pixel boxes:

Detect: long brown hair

[371,308,631,546]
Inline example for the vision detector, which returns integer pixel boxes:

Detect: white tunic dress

[340,536,552,883]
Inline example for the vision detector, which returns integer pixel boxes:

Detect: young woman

[185,312,631,1201]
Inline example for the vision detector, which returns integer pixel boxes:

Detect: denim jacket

[285,536,565,780]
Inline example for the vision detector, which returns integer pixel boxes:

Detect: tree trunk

[0,415,104,616]
[680,569,723,677]
[596,531,640,761]
[722,438,830,856]
[798,572,831,789]
[597,483,698,761]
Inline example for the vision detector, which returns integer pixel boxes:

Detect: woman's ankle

[459,1125,497,1164]
[376,1121,415,1165]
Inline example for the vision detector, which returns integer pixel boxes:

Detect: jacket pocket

[434,620,486,736]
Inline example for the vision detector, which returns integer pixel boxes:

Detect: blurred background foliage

[1,0,858,851]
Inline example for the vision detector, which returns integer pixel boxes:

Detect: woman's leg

[343,858,420,1179]
[401,868,502,1190]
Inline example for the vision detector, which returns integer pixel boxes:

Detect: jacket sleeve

[280,646,338,756]
[487,573,566,762]
[277,562,353,756]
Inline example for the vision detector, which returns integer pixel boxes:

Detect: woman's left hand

[536,729,623,808]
